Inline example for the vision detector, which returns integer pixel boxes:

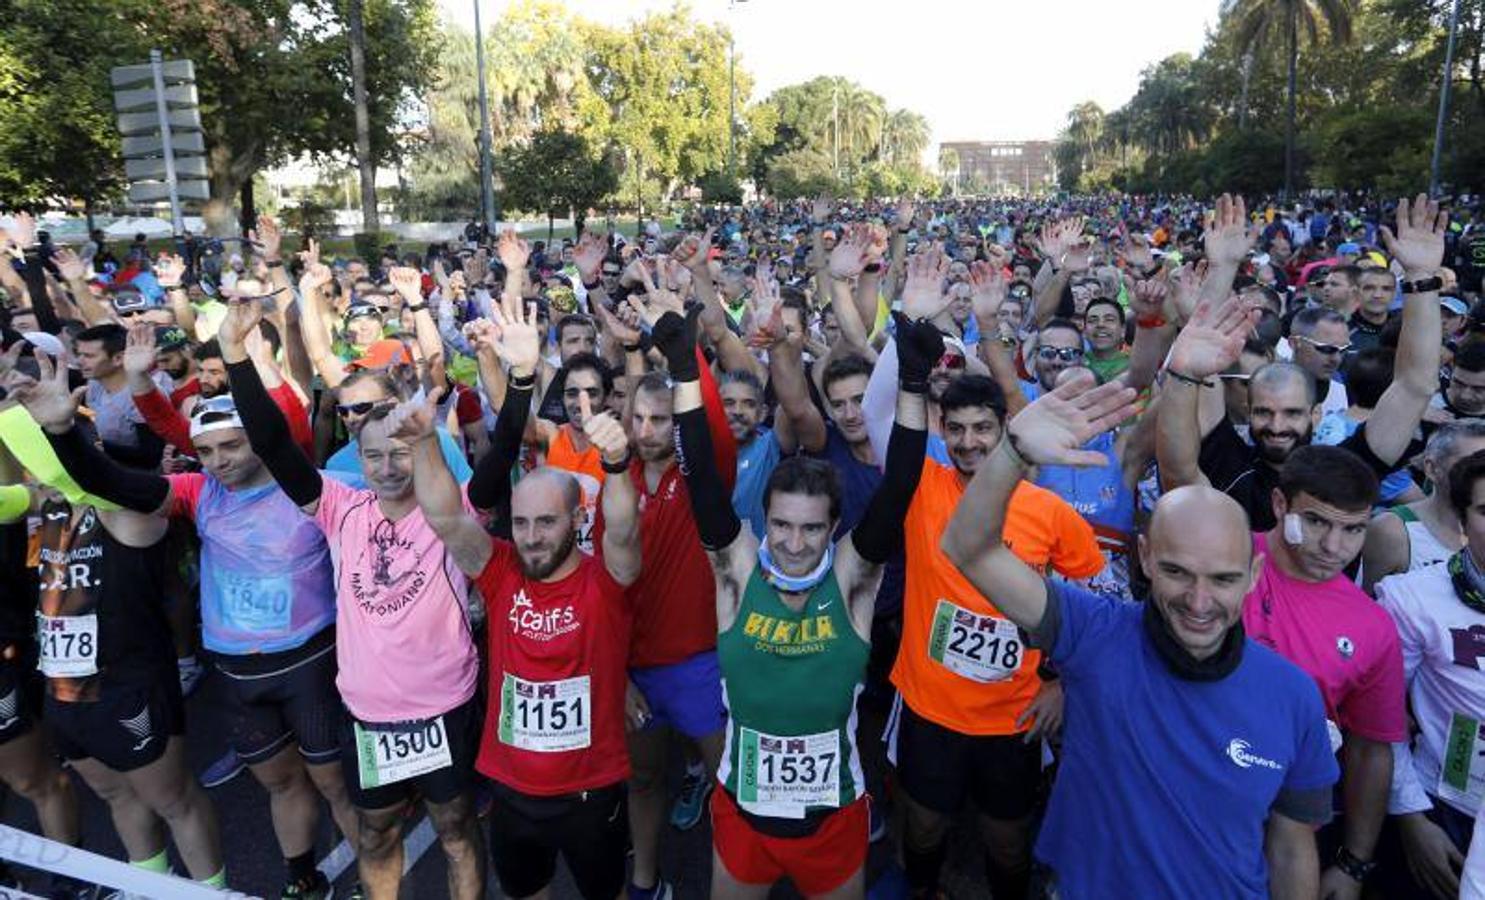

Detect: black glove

[651,307,701,381]
[894,312,946,394]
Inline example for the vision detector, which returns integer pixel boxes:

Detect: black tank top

[0,516,36,646]
[36,499,173,701]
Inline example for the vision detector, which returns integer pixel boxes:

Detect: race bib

[927,599,1024,683]
[736,727,841,819]
[498,674,591,753]
[219,571,292,633]
[36,614,98,678]
[353,716,453,789]
[1439,712,1485,809]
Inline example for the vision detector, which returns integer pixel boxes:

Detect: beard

[518,527,578,580]
[1252,421,1312,464]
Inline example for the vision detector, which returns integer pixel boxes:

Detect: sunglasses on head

[1295,335,1352,356]
[335,399,391,418]
[1036,346,1085,362]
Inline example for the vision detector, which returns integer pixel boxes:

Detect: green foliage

[1310,105,1432,193]
[497,129,618,230]
[351,230,398,262]
[283,199,336,238]
[763,149,839,200]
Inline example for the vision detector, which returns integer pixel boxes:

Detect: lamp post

[474,0,497,233]
[1429,0,1463,197]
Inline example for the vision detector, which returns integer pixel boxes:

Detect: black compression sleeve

[44,426,169,514]
[101,423,165,471]
[468,381,531,517]
[226,358,322,507]
[675,404,741,551]
[850,421,927,564]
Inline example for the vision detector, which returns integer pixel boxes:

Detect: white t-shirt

[1377,563,1485,817]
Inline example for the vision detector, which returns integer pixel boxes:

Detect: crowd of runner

[0,189,1483,899]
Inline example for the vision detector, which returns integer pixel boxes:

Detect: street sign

[129,181,210,203]
[113,84,198,113]
[116,109,202,136]
[121,132,205,159]
[126,156,208,181]
[110,51,207,233]
[110,59,195,89]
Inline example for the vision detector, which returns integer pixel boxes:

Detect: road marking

[317,816,436,883]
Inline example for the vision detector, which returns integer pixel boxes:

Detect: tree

[496,129,617,239]
[348,0,377,233]
[762,149,837,199]
[938,146,959,195]
[880,109,930,167]
[1223,0,1358,197]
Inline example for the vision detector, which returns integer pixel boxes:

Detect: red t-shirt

[169,377,201,409]
[474,540,633,795]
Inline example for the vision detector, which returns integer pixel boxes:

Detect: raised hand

[297,237,321,269]
[1037,216,1084,263]
[495,229,530,274]
[1128,276,1170,322]
[593,299,642,348]
[1203,194,1259,269]
[464,248,491,285]
[827,223,872,280]
[385,390,444,444]
[968,260,1007,322]
[1381,193,1447,277]
[578,391,630,466]
[488,297,542,377]
[1167,292,1261,380]
[1121,231,1155,271]
[900,247,951,321]
[217,294,266,355]
[155,253,188,289]
[55,248,87,282]
[572,231,607,283]
[251,214,283,261]
[300,262,333,295]
[672,228,714,272]
[12,350,80,434]
[8,212,37,249]
[122,324,159,377]
[1007,372,1139,468]
[626,265,685,329]
[388,266,423,304]
[893,197,916,232]
[811,193,832,224]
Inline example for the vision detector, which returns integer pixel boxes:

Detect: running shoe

[199,748,246,788]
[668,770,711,831]
[280,870,332,900]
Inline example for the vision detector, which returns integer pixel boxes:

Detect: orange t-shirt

[892,460,1103,735]
[545,424,606,553]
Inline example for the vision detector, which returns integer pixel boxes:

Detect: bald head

[1250,361,1317,407]
[513,467,582,514]
[1148,485,1253,564]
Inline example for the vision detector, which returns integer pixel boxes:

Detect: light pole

[473,0,497,234]
[728,0,747,189]
[1430,0,1463,197]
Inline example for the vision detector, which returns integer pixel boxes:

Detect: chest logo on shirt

[741,611,836,656]
[1336,636,1355,659]
[348,520,429,617]
[1226,739,1283,771]
[1450,625,1485,670]
[507,589,578,641]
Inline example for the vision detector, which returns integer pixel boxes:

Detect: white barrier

[0,825,256,899]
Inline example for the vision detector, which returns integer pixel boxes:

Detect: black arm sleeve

[100,423,165,472]
[675,404,741,551]
[226,358,322,507]
[849,421,927,565]
[19,249,59,333]
[467,381,532,526]
[44,426,169,514]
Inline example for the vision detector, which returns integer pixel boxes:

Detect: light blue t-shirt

[325,427,473,488]
[733,428,782,540]
[1036,582,1339,899]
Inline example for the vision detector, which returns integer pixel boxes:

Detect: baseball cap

[1337,242,1361,255]
[155,325,190,351]
[189,395,245,439]
[347,339,409,371]
[20,331,65,359]
[1441,295,1469,316]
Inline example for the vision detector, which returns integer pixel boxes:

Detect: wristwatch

[1399,275,1443,294]
[1333,846,1376,882]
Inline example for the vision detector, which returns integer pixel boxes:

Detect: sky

[439,0,1226,151]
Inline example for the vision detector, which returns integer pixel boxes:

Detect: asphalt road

[0,670,997,899]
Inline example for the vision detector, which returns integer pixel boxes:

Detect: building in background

[938,140,1056,195]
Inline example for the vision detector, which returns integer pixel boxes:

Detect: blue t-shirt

[733,428,781,540]
[1037,582,1339,899]
[325,427,473,489]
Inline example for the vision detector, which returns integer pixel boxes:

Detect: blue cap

[1337,242,1361,255]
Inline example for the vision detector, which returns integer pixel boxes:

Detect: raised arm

[1121,278,1178,393]
[579,391,641,586]
[1363,195,1448,465]
[219,300,323,513]
[764,307,827,454]
[465,293,542,526]
[388,394,492,577]
[294,262,348,389]
[942,372,1137,633]
[53,247,116,325]
[389,266,448,393]
[122,324,193,451]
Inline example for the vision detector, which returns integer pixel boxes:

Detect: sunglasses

[1036,346,1085,362]
[335,399,392,418]
[116,308,150,318]
[1294,335,1352,356]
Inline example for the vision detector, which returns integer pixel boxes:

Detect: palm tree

[833,81,886,178]
[1223,0,1357,197]
[938,146,959,196]
[881,109,930,167]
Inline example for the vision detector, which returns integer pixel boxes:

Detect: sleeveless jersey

[194,478,336,655]
[474,540,633,795]
[717,565,868,819]
[545,425,605,554]
[1390,506,1455,573]
[36,499,173,702]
